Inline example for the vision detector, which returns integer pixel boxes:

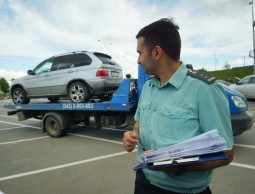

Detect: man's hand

[123,131,139,152]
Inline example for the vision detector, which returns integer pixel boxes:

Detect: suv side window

[52,55,75,70]
[34,59,54,74]
[249,77,255,84]
[74,54,92,67]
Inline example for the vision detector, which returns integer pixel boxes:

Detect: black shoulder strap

[187,70,217,84]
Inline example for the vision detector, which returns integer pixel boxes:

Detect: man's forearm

[151,148,234,173]
[186,148,234,171]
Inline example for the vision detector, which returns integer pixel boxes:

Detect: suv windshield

[94,52,116,65]
[34,59,53,74]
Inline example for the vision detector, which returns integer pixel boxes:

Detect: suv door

[49,55,76,95]
[24,59,53,95]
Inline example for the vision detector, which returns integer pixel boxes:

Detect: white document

[153,156,199,166]
[142,129,228,163]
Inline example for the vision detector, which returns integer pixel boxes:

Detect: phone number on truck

[62,103,94,110]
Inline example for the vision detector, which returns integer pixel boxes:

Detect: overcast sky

[0,0,253,82]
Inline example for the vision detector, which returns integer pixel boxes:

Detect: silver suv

[11,51,123,104]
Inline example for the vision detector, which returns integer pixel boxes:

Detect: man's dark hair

[136,18,181,60]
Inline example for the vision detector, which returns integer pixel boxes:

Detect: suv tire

[11,87,30,104]
[68,82,90,103]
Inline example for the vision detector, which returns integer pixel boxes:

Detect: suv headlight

[231,96,247,109]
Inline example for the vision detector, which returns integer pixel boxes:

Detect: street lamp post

[250,0,255,74]
[97,40,112,54]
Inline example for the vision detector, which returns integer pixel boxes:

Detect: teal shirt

[134,64,234,193]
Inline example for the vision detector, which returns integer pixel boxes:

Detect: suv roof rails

[52,51,88,57]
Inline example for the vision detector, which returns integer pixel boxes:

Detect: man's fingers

[143,149,155,155]
[123,144,136,152]
[124,131,139,143]
[123,131,139,152]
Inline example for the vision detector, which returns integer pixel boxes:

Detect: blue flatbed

[3,79,137,137]
[4,79,136,112]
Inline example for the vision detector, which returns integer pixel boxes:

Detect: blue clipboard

[133,152,228,171]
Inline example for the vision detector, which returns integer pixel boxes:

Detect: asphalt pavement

[0,99,255,194]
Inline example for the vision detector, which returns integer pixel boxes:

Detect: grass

[208,66,253,80]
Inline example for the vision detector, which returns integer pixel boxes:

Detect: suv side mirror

[27,70,34,75]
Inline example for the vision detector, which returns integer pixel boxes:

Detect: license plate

[111,71,120,77]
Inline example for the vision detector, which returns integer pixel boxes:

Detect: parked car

[224,77,240,84]
[219,83,254,136]
[10,51,123,104]
[229,75,255,99]
[217,79,232,86]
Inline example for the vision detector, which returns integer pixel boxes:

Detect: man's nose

[137,58,140,65]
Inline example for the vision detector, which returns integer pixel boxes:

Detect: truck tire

[68,82,90,103]
[45,115,68,137]
[11,87,30,104]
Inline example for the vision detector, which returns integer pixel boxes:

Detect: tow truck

[3,65,254,137]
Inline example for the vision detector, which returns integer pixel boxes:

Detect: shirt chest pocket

[140,101,152,128]
[158,106,188,138]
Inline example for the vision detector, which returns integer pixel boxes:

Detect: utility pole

[213,48,218,70]
[250,0,255,74]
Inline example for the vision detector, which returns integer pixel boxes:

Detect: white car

[229,75,255,99]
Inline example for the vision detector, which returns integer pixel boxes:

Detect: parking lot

[0,99,255,194]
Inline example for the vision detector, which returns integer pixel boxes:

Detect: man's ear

[153,46,163,60]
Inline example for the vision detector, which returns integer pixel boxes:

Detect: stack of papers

[142,129,228,164]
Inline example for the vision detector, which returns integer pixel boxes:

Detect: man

[123,18,234,194]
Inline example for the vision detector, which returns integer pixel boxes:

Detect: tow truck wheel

[68,82,90,103]
[45,115,67,137]
[11,87,30,104]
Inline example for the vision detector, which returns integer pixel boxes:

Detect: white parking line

[0,126,24,131]
[0,150,135,181]
[0,114,17,119]
[0,136,49,145]
[0,114,38,121]
[0,120,41,130]
[234,144,255,149]
[77,124,129,132]
[230,162,255,170]
[103,127,129,132]
[69,133,123,145]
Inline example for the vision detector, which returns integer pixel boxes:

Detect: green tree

[197,68,208,72]
[224,63,231,70]
[0,77,10,93]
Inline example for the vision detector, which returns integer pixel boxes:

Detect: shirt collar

[150,64,188,90]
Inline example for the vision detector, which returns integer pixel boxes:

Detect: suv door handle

[67,70,74,73]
